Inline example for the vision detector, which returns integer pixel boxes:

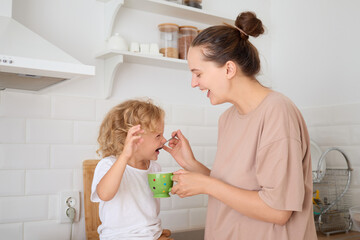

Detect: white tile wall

[0,170,25,196]
[192,146,204,164]
[24,221,70,240]
[0,144,49,169]
[204,146,217,167]
[1,91,360,239]
[73,169,84,192]
[189,208,207,229]
[188,126,218,146]
[162,104,172,124]
[351,126,360,144]
[302,103,360,126]
[159,209,189,231]
[164,124,189,140]
[95,99,122,121]
[26,119,73,144]
[50,145,97,169]
[74,121,100,145]
[172,194,205,209]
[172,105,204,125]
[0,118,26,143]
[157,150,176,167]
[0,92,51,118]
[0,196,48,223]
[0,223,22,240]
[160,197,172,211]
[308,125,353,146]
[204,105,227,126]
[48,195,59,220]
[25,170,73,195]
[351,168,360,186]
[52,96,96,121]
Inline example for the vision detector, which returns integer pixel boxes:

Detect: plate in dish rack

[310,140,326,182]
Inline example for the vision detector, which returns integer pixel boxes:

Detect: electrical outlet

[59,191,80,223]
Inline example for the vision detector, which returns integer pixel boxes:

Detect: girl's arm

[172,170,292,225]
[96,125,144,201]
[96,154,128,201]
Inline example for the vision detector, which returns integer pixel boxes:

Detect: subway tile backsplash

[1,91,360,239]
[51,96,96,121]
[0,92,51,118]
[0,144,50,169]
[0,118,26,143]
[26,119,74,144]
[0,223,22,240]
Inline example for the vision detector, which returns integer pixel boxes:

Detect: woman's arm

[172,170,292,225]
[207,177,293,225]
[163,130,210,176]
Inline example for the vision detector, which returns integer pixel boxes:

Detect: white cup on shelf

[129,42,140,52]
[140,43,150,54]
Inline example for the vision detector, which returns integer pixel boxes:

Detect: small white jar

[107,33,128,51]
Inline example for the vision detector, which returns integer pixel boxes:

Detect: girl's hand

[171,169,209,198]
[158,229,173,240]
[163,130,196,169]
[121,125,144,160]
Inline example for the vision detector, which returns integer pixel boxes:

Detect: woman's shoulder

[261,91,300,115]
[263,91,291,105]
[259,92,307,144]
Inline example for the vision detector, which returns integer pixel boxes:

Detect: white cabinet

[96,0,234,98]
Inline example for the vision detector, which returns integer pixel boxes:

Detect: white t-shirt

[91,156,162,240]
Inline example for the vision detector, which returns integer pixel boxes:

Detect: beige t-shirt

[205,91,317,240]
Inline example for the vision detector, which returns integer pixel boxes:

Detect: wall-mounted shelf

[99,0,234,39]
[97,0,234,98]
[97,49,187,69]
[96,50,188,98]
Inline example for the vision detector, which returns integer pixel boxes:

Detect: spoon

[156,134,178,151]
[164,135,177,145]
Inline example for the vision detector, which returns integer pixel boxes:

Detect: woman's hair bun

[235,11,264,37]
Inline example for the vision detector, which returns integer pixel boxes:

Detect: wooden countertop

[317,231,360,240]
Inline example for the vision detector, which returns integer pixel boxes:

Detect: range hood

[0,0,95,91]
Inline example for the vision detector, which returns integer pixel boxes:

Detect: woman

[163,11,317,240]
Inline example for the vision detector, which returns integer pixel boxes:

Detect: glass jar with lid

[183,0,202,9]
[178,25,198,60]
[158,23,179,58]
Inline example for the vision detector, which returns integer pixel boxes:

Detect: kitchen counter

[170,230,360,240]
[170,229,360,240]
[317,231,360,240]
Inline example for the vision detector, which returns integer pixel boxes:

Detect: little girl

[91,99,173,240]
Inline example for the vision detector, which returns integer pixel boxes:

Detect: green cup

[148,172,173,198]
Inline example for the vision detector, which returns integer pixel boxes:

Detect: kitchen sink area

[171,229,205,240]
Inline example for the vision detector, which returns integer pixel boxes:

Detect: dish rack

[313,147,353,236]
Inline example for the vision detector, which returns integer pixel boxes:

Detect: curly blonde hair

[97,99,165,158]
